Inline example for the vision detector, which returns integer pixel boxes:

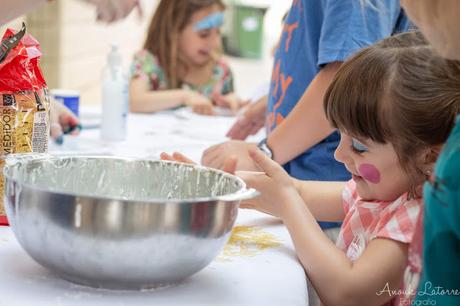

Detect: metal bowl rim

[3,155,248,204]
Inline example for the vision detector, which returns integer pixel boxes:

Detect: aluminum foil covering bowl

[3,155,258,289]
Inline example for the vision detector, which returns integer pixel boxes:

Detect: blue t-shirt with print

[266,0,410,229]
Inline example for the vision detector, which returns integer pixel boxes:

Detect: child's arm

[238,175,345,222]
[201,62,341,170]
[292,179,346,222]
[130,78,214,115]
[226,95,267,140]
[267,62,342,165]
[285,195,408,306]
[241,149,408,306]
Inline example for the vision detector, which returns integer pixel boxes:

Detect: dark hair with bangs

[324,31,460,193]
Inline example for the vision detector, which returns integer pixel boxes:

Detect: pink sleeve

[375,198,422,244]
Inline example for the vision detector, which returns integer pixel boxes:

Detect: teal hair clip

[193,12,224,31]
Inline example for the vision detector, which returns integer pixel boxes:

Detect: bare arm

[0,0,140,26]
[129,78,186,113]
[240,149,408,306]
[201,62,341,170]
[284,193,408,306]
[130,77,216,114]
[267,62,342,165]
[292,179,346,222]
[0,0,46,25]
[226,95,267,140]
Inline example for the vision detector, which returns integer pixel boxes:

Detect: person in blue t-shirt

[202,0,409,226]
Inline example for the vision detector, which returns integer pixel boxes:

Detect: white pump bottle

[101,44,128,141]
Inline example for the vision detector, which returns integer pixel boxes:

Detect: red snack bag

[0,23,50,226]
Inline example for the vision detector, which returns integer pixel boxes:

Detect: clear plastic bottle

[101,44,128,141]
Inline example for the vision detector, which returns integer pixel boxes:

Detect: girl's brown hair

[144,0,225,89]
[324,31,460,192]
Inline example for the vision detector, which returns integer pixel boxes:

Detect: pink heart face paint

[358,163,381,184]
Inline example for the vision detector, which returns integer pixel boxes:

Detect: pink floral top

[336,180,423,306]
[130,49,234,98]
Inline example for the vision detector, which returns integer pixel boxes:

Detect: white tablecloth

[0,107,308,306]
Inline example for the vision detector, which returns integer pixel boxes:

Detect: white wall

[26,0,158,105]
[1,0,292,105]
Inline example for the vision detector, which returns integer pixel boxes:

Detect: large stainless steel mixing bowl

[3,155,258,289]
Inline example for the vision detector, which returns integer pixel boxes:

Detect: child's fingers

[226,117,252,140]
[213,95,225,107]
[201,145,224,168]
[247,148,282,178]
[160,152,174,161]
[161,152,196,165]
[219,94,241,113]
[249,122,263,136]
[235,170,263,191]
[208,157,225,171]
[199,108,212,116]
[207,107,216,116]
[201,151,218,167]
[172,152,196,164]
[222,156,237,174]
[50,123,64,142]
[240,99,250,108]
[228,99,240,113]
[192,104,215,116]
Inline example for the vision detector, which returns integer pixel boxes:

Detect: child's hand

[213,93,248,114]
[226,96,267,140]
[160,152,238,174]
[160,152,196,164]
[202,141,260,171]
[50,100,80,141]
[184,91,215,116]
[237,149,298,218]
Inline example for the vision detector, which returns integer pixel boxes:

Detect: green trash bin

[224,4,268,59]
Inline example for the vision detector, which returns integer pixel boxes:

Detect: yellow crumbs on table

[218,225,282,261]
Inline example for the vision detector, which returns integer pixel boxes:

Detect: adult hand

[237,148,298,218]
[201,140,259,171]
[84,0,142,23]
[184,91,215,116]
[226,95,267,140]
[161,151,237,174]
[49,100,80,142]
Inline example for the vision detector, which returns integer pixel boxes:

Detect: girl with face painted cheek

[129,0,245,115]
[334,133,412,202]
[232,32,460,306]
